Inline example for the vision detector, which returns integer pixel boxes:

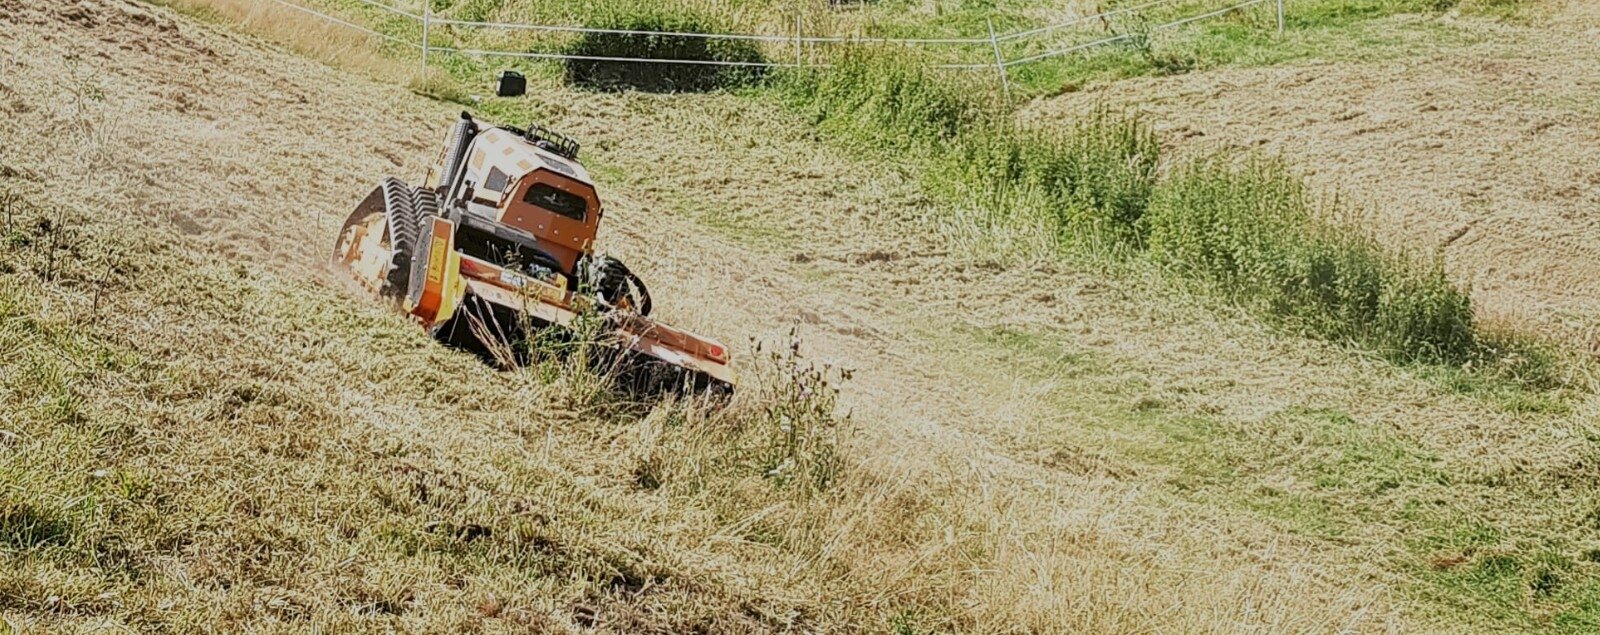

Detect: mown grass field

[5,0,1600,633]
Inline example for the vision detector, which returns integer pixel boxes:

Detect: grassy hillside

[6,0,1600,633]
[1026,0,1600,354]
[2,2,1399,632]
[0,191,845,632]
[247,0,1539,95]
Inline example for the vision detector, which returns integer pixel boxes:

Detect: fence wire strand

[434,17,990,45]
[998,0,1183,42]
[1161,0,1271,29]
[433,47,803,67]
[260,0,416,45]
[252,0,1279,70]
[349,0,420,20]
[1004,0,1270,66]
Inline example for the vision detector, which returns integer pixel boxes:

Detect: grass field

[5,0,1600,632]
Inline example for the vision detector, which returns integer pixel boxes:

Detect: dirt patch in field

[1025,7,1600,352]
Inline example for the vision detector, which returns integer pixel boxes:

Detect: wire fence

[257,0,1286,77]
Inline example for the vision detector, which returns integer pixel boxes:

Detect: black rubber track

[380,177,418,252]
[410,187,441,227]
[380,177,418,295]
[401,187,444,302]
[576,255,654,317]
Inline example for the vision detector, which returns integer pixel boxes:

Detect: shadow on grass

[0,501,76,550]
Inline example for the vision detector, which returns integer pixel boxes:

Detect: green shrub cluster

[777,49,1485,364]
[562,6,767,92]
[781,52,1160,246]
[942,112,1161,246]
[778,50,983,152]
[1144,160,1476,362]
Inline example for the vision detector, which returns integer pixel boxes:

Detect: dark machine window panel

[523,183,587,221]
[485,167,510,193]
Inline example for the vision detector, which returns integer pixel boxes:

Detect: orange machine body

[427,126,603,275]
[326,115,736,390]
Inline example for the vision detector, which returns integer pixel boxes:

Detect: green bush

[778,49,1496,366]
[940,112,1160,245]
[562,7,766,93]
[779,51,1159,245]
[1143,159,1477,362]
[777,49,989,153]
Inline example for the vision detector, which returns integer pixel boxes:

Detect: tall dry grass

[147,0,413,80]
[0,1,1416,631]
[0,187,1401,632]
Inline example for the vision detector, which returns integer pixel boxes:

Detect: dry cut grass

[0,191,842,632]
[0,183,1398,633]
[146,0,413,80]
[0,1,1416,632]
[28,0,1600,632]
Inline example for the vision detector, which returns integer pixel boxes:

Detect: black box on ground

[497,71,526,97]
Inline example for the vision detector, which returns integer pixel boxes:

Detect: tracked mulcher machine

[333,113,734,393]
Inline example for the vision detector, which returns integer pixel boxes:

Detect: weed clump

[625,332,850,498]
[1143,159,1477,362]
[778,48,1524,369]
[562,7,766,93]
[780,51,1160,248]
[940,111,1160,246]
[779,50,988,153]
[744,335,849,493]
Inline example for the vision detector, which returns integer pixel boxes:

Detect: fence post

[794,12,803,67]
[1276,0,1285,37]
[420,1,432,73]
[986,18,1010,102]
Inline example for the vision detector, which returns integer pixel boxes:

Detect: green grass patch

[1144,158,1475,363]
[0,499,77,551]
[773,47,1560,377]
[1005,0,1508,96]
[778,50,1161,252]
[777,50,990,154]
[935,110,1160,248]
[939,322,1600,632]
[1405,517,1600,632]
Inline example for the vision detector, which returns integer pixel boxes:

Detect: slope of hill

[1026,2,1600,351]
[3,0,1600,633]
[0,1,1390,632]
